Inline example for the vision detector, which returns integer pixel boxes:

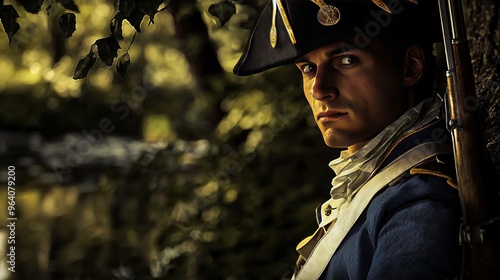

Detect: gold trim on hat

[371,0,392,13]
[277,0,296,45]
[270,0,278,47]
[270,0,297,47]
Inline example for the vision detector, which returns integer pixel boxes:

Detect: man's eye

[338,56,357,65]
[302,64,315,73]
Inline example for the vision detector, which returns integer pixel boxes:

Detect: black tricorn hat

[233,0,442,76]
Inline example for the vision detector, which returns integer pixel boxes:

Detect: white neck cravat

[327,95,443,216]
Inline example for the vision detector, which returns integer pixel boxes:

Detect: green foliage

[0,0,254,79]
[15,0,43,13]
[57,12,76,39]
[110,13,124,40]
[0,4,20,43]
[116,52,131,79]
[208,1,236,27]
[96,36,121,66]
[0,0,338,279]
[1,0,76,44]
[73,44,98,80]
[71,0,163,79]
[0,0,154,79]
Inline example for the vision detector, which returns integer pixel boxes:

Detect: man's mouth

[317,110,348,122]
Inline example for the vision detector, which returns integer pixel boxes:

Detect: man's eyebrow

[325,47,345,57]
[295,56,309,63]
[295,43,360,63]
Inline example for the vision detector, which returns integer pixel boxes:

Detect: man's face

[296,38,407,153]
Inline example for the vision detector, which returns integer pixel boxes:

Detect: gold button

[324,205,332,216]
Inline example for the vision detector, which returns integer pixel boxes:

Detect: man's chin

[323,138,348,149]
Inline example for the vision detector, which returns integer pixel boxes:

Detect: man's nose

[311,67,338,101]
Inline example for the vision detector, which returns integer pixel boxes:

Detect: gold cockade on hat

[310,0,341,26]
[269,0,419,47]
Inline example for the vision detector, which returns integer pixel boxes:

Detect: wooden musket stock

[438,0,500,279]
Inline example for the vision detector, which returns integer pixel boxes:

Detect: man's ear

[403,46,425,87]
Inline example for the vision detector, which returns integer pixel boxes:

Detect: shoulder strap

[293,142,452,280]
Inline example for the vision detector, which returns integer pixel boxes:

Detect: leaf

[73,44,98,79]
[110,13,124,40]
[55,0,79,12]
[125,8,145,33]
[58,13,76,39]
[136,0,161,24]
[96,36,121,66]
[208,1,236,27]
[136,1,159,17]
[116,53,131,79]
[0,5,20,44]
[118,0,136,18]
[15,0,43,14]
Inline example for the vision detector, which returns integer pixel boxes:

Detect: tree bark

[465,2,500,277]
[467,0,500,178]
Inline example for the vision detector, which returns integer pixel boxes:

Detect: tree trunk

[165,0,224,92]
[165,0,227,138]
[467,0,500,178]
[465,1,500,278]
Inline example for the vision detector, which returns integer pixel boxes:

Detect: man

[234,0,461,279]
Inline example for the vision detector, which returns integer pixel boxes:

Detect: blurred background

[0,0,499,279]
[0,0,336,279]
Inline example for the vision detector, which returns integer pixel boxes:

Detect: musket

[437,0,500,279]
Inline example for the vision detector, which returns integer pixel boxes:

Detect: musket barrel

[448,0,467,39]
[438,0,454,70]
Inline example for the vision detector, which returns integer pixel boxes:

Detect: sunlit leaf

[55,0,79,12]
[58,13,76,40]
[73,44,98,79]
[208,1,236,27]
[125,8,145,33]
[117,53,131,79]
[136,0,161,24]
[110,13,124,40]
[96,36,121,66]
[0,4,20,44]
[136,1,160,16]
[118,0,136,18]
[15,0,43,14]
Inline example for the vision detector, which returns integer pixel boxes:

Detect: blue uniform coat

[318,122,462,279]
